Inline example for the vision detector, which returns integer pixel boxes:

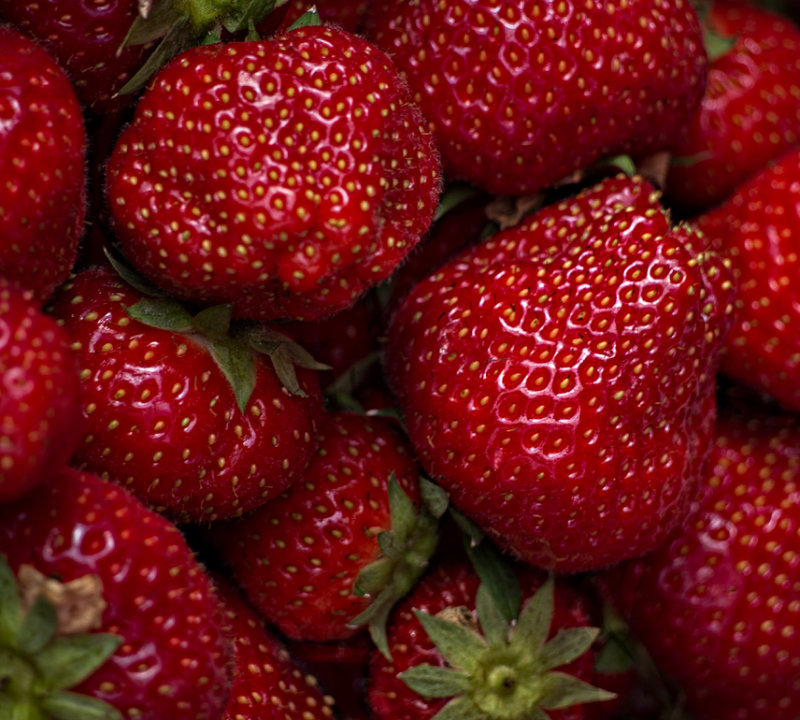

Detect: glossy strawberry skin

[386,175,734,573]
[0,1,152,113]
[106,25,440,322]
[694,148,800,411]
[48,264,322,523]
[365,0,706,196]
[666,0,800,213]
[209,411,421,642]
[608,402,800,720]
[368,559,600,720]
[214,577,337,720]
[0,280,82,502]
[0,25,85,304]
[0,467,232,719]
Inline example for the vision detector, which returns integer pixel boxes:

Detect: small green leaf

[602,154,637,177]
[459,530,520,623]
[537,671,616,710]
[119,0,181,49]
[124,298,194,332]
[388,475,418,546]
[419,477,449,519]
[104,248,166,297]
[414,610,486,674]
[207,335,257,414]
[222,0,275,33]
[352,557,394,597]
[17,594,57,655]
[449,507,484,547]
[40,690,123,720]
[286,6,321,31]
[539,627,600,671]
[376,531,403,561]
[191,304,233,341]
[399,665,472,698]
[324,351,381,399]
[361,596,393,661]
[475,584,508,647]
[510,577,554,655]
[35,634,122,690]
[429,695,486,720]
[594,634,635,674]
[0,555,22,646]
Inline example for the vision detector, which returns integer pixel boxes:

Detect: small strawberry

[208,410,447,653]
[364,0,707,196]
[0,466,232,719]
[0,24,85,304]
[607,397,800,720]
[368,553,614,720]
[666,0,800,213]
[106,22,441,322]
[213,575,338,720]
[0,280,82,502]
[385,174,734,572]
[48,263,323,522]
[693,147,800,411]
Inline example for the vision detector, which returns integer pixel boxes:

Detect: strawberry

[0,466,231,719]
[208,410,446,653]
[105,23,441,322]
[0,24,85,304]
[385,174,734,573]
[693,147,800,411]
[0,280,82,502]
[665,0,800,214]
[368,553,614,720]
[213,575,338,720]
[606,397,800,720]
[48,263,323,522]
[364,0,707,196]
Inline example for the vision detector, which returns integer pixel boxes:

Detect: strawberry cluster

[0,1,798,719]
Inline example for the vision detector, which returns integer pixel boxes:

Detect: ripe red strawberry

[665,0,800,213]
[693,147,800,411]
[0,25,85,304]
[385,174,734,573]
[48,263,323,522]
[368,556,614,720]
[213,575,338,720]
[0,466,231,719]
[607,398,800,720]
[209,411,445,652]
[105,23,441,322]
[364,0,707,196]
[0,280,82,502]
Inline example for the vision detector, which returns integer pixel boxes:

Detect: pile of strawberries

[1,0,799,718]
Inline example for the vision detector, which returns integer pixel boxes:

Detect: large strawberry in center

[106,23,440,322]
[386,175,734,573]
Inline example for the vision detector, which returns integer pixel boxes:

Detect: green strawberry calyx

[349,475,449,660]
[125,298,328,412]
[0,555,123,720]
[400,578,615,720]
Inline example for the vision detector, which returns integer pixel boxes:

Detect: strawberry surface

[106,24,440,322]
[0,280,82,502]
[48,264,323,522]
[209,411,425,643]
[0,467,232,719]
[666,0,800,213]
[694,147,800,411]
[608,399,800,720]
[365,0,707,196]
[0,25,85,304]
[386,175,734,572]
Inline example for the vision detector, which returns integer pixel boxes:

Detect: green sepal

[39,691,123,720]
[286,6,321,31]
[475,584,508,648]
[16,596,57,656]
[120,0,182,48]
[222,0,275,33]
[104,247,166,298]
[537,671,617,710]
[0,556,22,647]
[376,531,403,561]
[352,558,393,598]
[539,627,601,672]
[399,665,472,698]
[451,508,520,623]
[601,154,637,177]
[192,304,233,341]
[413,610,486,674]
[388,475,418,546]
[419,477,449,520]
[35,635,122,691]
[429,695,485,720]
[207,334,257,414]
[124,298,194,333]
[324,351,381,403]
[509,577,554,656]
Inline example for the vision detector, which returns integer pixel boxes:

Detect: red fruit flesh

[0,467,232,719]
